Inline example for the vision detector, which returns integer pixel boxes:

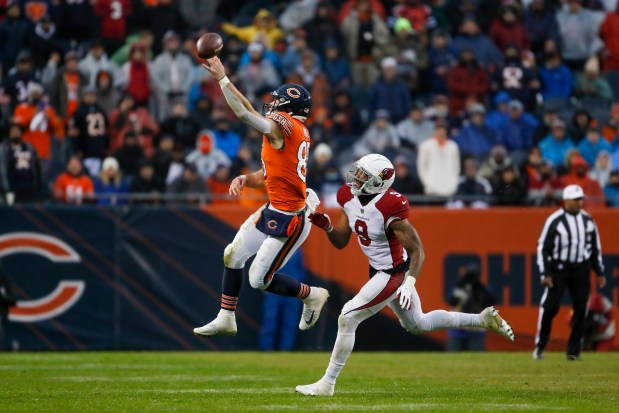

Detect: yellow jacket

[222,9,284,49]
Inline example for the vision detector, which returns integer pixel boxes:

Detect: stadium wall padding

[0,205,617,351]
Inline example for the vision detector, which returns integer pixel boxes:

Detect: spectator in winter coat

[574,57,614,103]
[113,132,144,180]
[143,0,186,55]
[451,18,502,69]
[390,156,423,196]
[211,118,241,162]
[367,57,412,124]
[523,0,560,59]
[539,52,573,101]
[589,150,613,189]
[237,42,281,107]
[1,50,36,111]
[428,30,456,94]
[330,90,363,149]
[539,119,576,166]
[78,40,119,88]
[489,5,529,52]
[93,157,130,206]
[166,163,207,205]
[454,104,500,159]
[569,109,594,144]
[491,44,539,110]
[479,145,515,187]
[446,49,490,116]
[527,159,563,206]
[49,51,88,120]
[160,101,200,150]
[119,44,151,107]
[302,2,342,59]
[185,131,231,180]
[451,157,493,208]
[340,0,391,87]
[222,8,284,49]
[604,170,619,207]
[96,70,121,116]
[130,161,164,205]
[354,109,401,158]
[109,94,159,156]
[56,0,96,43]
[561,155,605,208]
[28,14,62,70]
[0,123,41,204]
[578,127,612,166]
[323,40,351,89]
[485,91,510,131]
[151,31,193,121]
[417,120,460,197]
[397,102,435,151]
[391,17,429,94]
[599,2,619,71]
[492,165,526,206]
[556,0,602,70]
[0,2,31,76]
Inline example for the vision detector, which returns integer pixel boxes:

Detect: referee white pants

[223,204,312,291]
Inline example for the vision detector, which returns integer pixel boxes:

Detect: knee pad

[223,242,245,269]
[399,317,423,334]
[248,263,267,290]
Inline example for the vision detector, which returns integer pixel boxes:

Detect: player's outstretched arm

[308,212,352,250]
[202,57,284,149]
[229,169,266,196]
[391,219,425,281]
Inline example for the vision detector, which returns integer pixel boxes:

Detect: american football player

[295,154,515,396]
[193,57,329,338]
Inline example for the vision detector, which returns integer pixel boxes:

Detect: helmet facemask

[347,163,381,195]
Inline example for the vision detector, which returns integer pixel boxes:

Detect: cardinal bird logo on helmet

[379,168,395,180]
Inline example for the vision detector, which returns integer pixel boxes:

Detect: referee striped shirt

[537,208,605,276]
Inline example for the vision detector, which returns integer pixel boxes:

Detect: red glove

[308,212,333,232]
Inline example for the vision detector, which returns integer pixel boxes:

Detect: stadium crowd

[0,0,619,207]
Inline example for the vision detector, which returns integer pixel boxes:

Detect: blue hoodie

[539,64,573,100]
[539,134,576,165]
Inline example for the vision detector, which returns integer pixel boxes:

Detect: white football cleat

[193,310,237,337]
[295,379,334,396]
[299,287,330,330]
[481,306,515,341]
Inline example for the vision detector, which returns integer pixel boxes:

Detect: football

[196,32,223,60]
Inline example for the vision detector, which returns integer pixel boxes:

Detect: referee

[534,184,606,361]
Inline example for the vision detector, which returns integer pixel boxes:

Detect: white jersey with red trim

[337,184,409,271]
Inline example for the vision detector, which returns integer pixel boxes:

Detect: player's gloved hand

[308,212,333,233]
[229,175,247,196]
[396,275,416,310]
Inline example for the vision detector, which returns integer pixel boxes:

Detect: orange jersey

[13,103,64,160]
[262,112,310,211]
[53,173,94,204]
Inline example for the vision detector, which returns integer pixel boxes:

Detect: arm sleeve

[590,221,605,276]
[221,86,272,134]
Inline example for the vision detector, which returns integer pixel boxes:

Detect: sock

[265,273,310,299]
[322,318,359,385]
[423,310,482,329]
[220,267,243,312]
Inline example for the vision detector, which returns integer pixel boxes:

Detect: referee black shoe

[567,355,582,361]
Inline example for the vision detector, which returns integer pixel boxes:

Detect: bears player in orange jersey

[193,56,329,337]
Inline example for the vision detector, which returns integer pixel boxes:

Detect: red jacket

[94,0,132,39]
[489,19,530,52]
[600,12,619,71]
[447,64,490,116]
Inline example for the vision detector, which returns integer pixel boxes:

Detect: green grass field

[1,352,617,412]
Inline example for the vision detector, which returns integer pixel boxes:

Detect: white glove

[305,188,320,213]
[396,275,416,310]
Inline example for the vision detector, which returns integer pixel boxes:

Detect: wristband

[218,76,230,88]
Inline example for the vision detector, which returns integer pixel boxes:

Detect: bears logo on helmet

[262,83,313,121]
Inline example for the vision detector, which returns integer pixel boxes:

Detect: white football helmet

[346,154,396,196]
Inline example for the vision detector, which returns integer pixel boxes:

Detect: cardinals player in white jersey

[295,154,515,396]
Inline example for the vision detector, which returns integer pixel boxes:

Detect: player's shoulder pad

[336,184,353,208]
[375,189,409,222]
[268,112,294,137]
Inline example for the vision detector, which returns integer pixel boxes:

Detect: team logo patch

[267,220,278,230]
[286,88,301,98]
[379,168,395,180]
